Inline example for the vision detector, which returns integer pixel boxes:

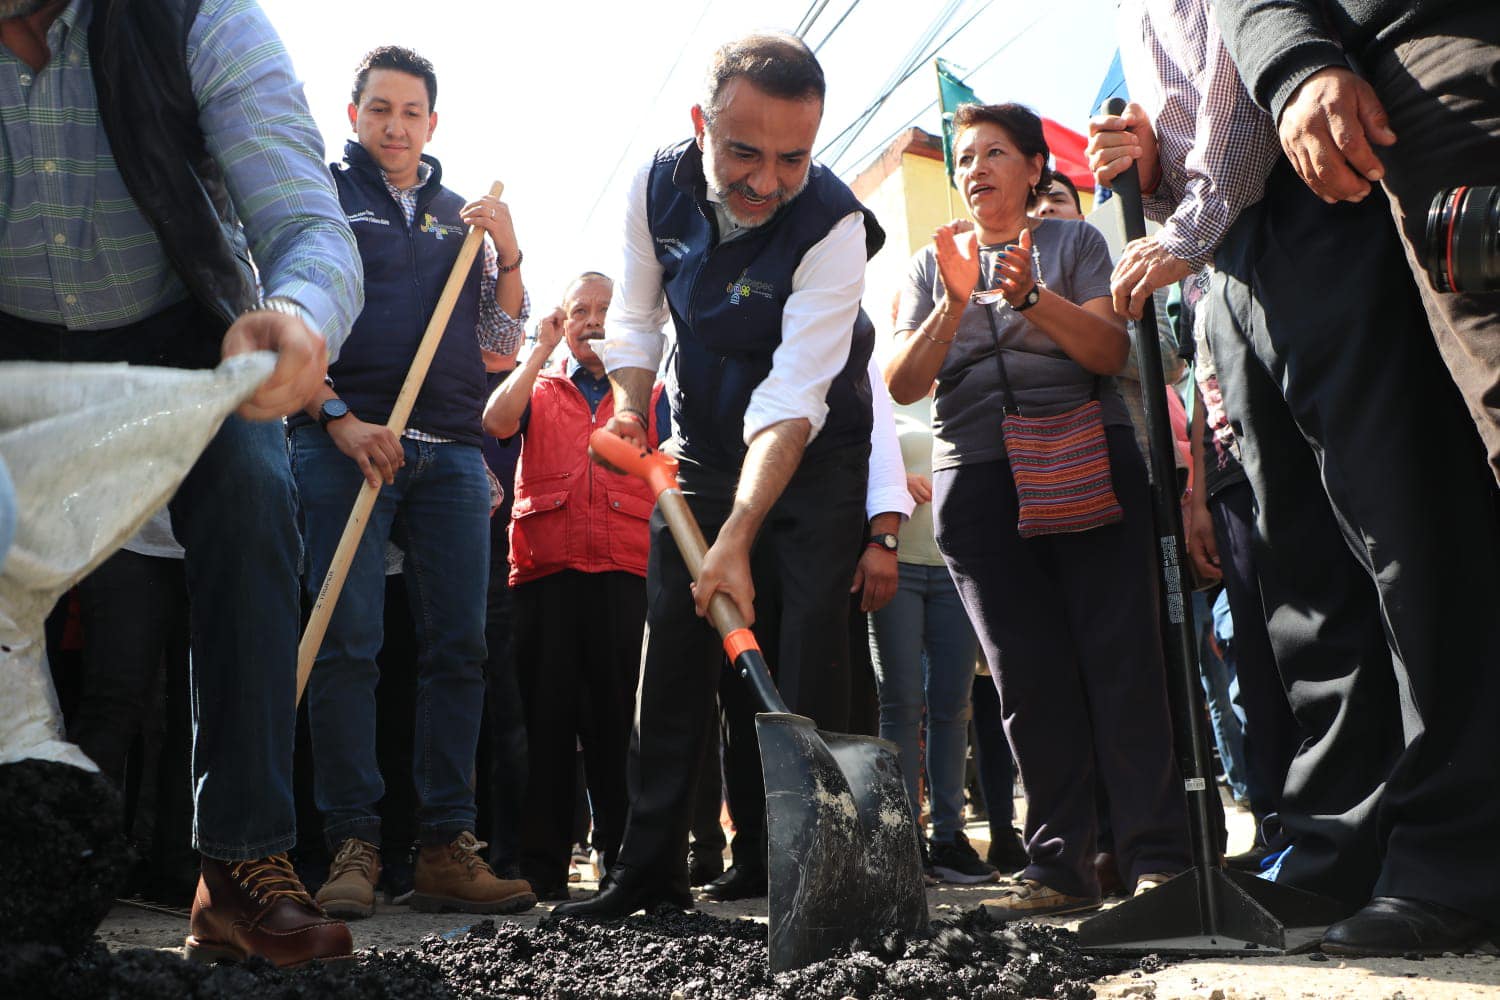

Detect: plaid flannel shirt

[1117,0,1285,267]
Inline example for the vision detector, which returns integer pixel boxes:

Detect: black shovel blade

[756,711,929,972]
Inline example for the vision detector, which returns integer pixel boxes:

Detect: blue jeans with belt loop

[291,425,490,850]
[869,561,980,841]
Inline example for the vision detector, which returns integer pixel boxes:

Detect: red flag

[1042,117,1094,192]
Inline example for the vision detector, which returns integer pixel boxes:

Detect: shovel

[590,428,928,972]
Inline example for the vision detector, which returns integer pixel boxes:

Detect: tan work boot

[411,831,537,914]
[315,838,381,919]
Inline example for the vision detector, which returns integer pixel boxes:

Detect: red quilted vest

[508,368,665,586]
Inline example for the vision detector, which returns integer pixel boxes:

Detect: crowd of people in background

[7,0,1498,972]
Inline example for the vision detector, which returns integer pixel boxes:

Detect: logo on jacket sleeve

[421,213,465,240]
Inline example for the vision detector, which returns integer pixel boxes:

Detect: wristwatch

[1012,286,1041,312]
[866,532,899,553]
[318,397,351,428]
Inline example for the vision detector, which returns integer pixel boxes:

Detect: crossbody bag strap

[980,302,1021,416]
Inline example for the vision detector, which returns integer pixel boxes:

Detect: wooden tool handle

[295,181,504,706]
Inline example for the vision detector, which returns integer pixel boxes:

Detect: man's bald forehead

[563,272,612,306]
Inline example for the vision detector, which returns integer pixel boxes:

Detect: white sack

[0,353,275,770]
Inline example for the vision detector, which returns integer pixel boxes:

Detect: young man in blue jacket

[291,45,534,920]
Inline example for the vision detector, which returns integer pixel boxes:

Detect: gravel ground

[28,797,1500,999]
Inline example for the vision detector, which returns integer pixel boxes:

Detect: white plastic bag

[0,353,275,770]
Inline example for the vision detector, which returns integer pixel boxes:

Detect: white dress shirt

[866,356,914,521]
[598,157,869,448]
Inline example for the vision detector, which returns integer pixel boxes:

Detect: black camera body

[1424,186,1500,293]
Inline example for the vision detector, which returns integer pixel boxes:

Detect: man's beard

[0,0,54,19]
[704,143,809,230]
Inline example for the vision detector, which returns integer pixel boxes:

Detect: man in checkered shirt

[0,0,361,969]
[1089,0,1500,958]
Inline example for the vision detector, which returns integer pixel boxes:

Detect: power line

[830,9,1048,179]
[818,0,993,169]
[577,0,717,237]
[795,0,832,36]
[811,0,864,54]
[814,0,967,162]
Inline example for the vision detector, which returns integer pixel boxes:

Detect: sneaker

[1134,872,1174,896]
[411,832,538,914]
[985,826,1029,874]
[315,838,381,919]
[980,879,1101,921]
[927,831,1000,885]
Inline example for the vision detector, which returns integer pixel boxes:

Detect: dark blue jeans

[290,425,489,849]
[176,415,303,860]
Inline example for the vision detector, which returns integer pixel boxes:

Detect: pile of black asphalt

[0,759,131,955]
[2,898,1144,1000]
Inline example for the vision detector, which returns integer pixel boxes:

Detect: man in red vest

[483,271,668,901]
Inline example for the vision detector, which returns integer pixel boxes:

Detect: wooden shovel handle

[295,181,504,706]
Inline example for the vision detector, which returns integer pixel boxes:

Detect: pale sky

[258,0,1119,328]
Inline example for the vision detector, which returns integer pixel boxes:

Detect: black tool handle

[1105,97,1223,923]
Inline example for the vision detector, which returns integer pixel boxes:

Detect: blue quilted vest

[646,139,883,468]
[304,141,485,445]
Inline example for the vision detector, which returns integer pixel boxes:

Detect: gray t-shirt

[896,217,1129,471]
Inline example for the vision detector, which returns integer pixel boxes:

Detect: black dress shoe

[689,852,725,888]
[702,864,767,902]
[1322,896,1496,957]
[551,870,691,920]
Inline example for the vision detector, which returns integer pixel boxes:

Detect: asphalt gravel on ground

[1,904,1136,999]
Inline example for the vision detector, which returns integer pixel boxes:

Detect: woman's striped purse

[979,269,1123,539]
[1000,400,1123,538]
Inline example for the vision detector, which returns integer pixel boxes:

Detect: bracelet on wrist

[920,328,955,345]
[615,407,648,429]
[497,248,524,273]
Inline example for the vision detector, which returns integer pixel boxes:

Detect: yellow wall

[898,154,959,254]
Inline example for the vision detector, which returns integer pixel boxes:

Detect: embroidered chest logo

[726,270,775,306]
[347,209,390,227]
[655,236,691,260]
[421,213,464,240]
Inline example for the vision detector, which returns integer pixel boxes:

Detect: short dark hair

[1050,171,1082,212]
[352,46,438,112]
[951,102,1053,206]
[703,32,825,120]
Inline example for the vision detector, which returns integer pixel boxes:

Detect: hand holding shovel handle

[295,181,504,705]
[589,428,788,714]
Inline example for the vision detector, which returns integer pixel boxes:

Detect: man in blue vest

[554,31,884,919]
[290,45,535,920]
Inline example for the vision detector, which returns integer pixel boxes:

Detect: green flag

[936,58,980,186]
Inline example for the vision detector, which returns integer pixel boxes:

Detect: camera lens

[1424,186,1500,293]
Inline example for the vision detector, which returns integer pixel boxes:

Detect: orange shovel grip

[589,428,681,497]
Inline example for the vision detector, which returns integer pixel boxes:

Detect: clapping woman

[884,102,1189,917]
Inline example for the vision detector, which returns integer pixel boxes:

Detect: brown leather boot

[315,838,381,919]
[412,831,537,914]
[186,854,352,968]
